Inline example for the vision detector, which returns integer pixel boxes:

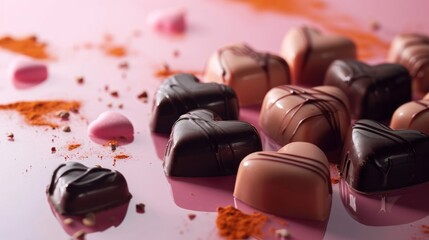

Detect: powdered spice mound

[0,100,80,128]
[0,36,50,59]
[216,206,268,240]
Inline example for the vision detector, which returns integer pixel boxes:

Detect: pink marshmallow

[88,111,134,143]
[9,58,48,88]
[147,8,187,35]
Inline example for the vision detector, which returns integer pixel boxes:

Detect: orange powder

[0,100,80,128]
[216,206,268,240]
[105,46,127,57]
[0,36,50,59]
[68,144,81,151]
[154,64,203,78]
[114,154,129,159]
[230,0,389,59]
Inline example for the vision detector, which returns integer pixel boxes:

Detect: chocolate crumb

[275,229,290,239]
[107,103,113,108]
[95,164,102,168]
[110,91,119,97]
[370,20,380,31]
[62,126,71,132]
[73,230,86,240]
[104,85,109,91]
[118,104,124,109]
[118,62,129,69]
[57,111,70,120]
[136,203,145,214]
[76,76,84,85]
[137,91,148,103]
[173,49,180,58]
[51,147,56,153]
[188,213,196,220]
[7,133,14,141]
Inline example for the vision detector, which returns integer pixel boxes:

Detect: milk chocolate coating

[234,142,331,221]
[259,85,350,162]
[281,26,356,86]
[340,120,429,193]
[47,162,132,215]
[391,100,429,135]
[324,59,412,120]
[164,109,262,177]
[204,43,290,106]
[150,73,239,134]
[387,33,429,94]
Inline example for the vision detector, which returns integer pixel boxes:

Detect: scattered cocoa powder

[0,101,80,129]
[136,203,145,214]
[188,213,196,220]
[76,77,85,85]
[137,91,148,103]
[154,63,203,78]
[51,147,56,153]
[110,91,119,97]
[216,206,268,240]
[7,133,14,141]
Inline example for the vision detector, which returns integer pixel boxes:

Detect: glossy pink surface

[0,0,429,239]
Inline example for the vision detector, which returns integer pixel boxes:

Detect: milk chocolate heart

[164,109,262,177]
[324,59,411,120]
[150,73,239,134]
[204,43,290,106]
[340,119,429,193]
[388,33,429,94]
[88,111,134,143]
[47,162,132,215]
[234,142,332,221]
[281,26,356,86]
[259,85,350,162]
[391,100,429,135]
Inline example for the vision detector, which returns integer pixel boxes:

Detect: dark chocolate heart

[324,59,411,120]
[47,162,132,215]
[340,119,429,193]
[150,73,239,134]
[164,109,262,177]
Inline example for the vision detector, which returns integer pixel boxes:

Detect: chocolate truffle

[164,109,262,177]
[281,26,356,86]
[234,142,332,221]
[47,162,132,215]
[390,100,429,135]
[204,43,290,106]
[259,85,350,162]
[324,59,412,120]
[150,73,239,134]
[387,33,429,94]
[340,119,429,193]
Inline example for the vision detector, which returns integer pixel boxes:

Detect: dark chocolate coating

[340,119,429,193]
[150,73,239,134]
[324,59,411,120]
[47,162,132,215]
[164,109,262,177]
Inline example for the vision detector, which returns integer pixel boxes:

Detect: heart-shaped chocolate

[204,43,290,106]
[340,119,429,193]
[164,109,262,177]
[391,100,429,135]
[234,142,331,221]
[47,162,132,215]
[281,26,356,86]
[8,57,48,89]
[88,111,134,143]
[388,33,429,94]
[324,59,411,120]
[259,85,350,162]
[150,73,239,134]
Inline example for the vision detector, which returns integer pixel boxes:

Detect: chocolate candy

[164,109,262,177]
[390,100,429,135]
[259,85,350,162]
[47,162,132,215]
[387,33,429,94]
[324,59,412,120]
[204,43,290,106]
[150,73,239,134]
[234,142,332,221]
[281,26,356,86]
[340,119,429,193]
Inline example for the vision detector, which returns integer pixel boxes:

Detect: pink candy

[9,57,48,89]
[147,8,187,35]
[88,111,134,144]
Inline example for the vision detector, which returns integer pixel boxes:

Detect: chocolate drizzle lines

[268,86,345,146]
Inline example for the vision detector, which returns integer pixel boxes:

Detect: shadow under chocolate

[149,132,169,161]
[234,198,331,240]
[166,176,236,212]
[339,179,429,226]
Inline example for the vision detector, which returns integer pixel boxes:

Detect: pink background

[0,0,429,239]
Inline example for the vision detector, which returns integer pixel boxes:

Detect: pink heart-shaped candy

[147,8,186,35]
[9,57,48,89]
[88,111,134,144]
